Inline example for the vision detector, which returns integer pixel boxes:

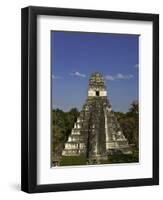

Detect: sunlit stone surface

[62,72,132,161]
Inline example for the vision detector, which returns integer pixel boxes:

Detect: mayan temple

[62,72,132,162]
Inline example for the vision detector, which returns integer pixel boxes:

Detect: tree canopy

[52,100,139,163]
[52,108,79,161]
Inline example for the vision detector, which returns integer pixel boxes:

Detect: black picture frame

[21,6,159,193]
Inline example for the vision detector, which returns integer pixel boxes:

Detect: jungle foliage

[52,108,79,160]
[52,101,139,164]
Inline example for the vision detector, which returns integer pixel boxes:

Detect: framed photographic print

[21,6,159,193]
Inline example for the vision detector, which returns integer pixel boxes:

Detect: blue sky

[51,31,139,112]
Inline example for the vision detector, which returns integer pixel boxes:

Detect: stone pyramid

[62,72,132,162]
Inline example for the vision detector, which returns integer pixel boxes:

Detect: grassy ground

[101,150,139,164]
[60,155,87,166]
[59,150,139,166]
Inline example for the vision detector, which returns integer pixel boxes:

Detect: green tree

[52,108,79,162]
[115,100,139,148]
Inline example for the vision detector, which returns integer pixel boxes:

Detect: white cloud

[105,73,133,81]
[70,71,86,78]
[105,75,115,81]
[52,74,62,79]
[117,73,133,80]
[134,64,139,68]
